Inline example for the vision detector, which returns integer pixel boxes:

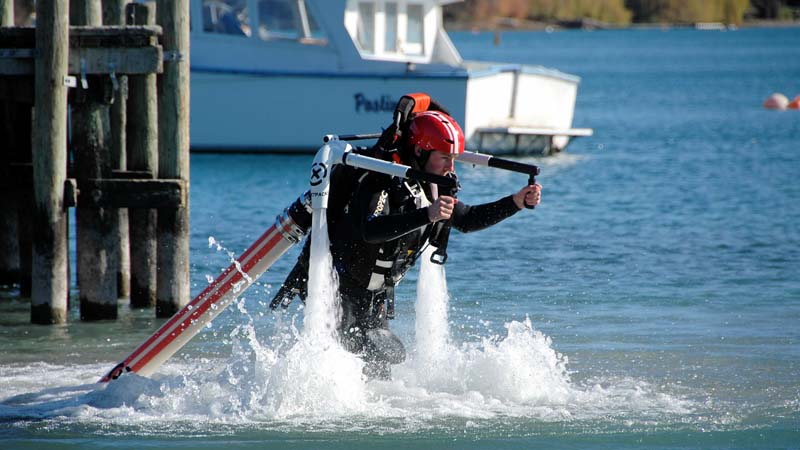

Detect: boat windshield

[203,0,250,37]
[201,0,327,44]
[257,0,327,42]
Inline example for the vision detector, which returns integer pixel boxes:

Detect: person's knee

[365,328,406,364]
[340,326,366,354]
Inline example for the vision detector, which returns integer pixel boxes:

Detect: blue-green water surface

[2,27,799,449]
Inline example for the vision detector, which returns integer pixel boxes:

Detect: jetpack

[99,137,458,383]
[100,94,541,383]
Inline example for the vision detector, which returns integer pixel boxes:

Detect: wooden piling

[18,196,33,297]
[0,207,19,285]
[126,0,158,308]
[15,0,34,26]
[3,0,174,323]
[0,101,32,289]
[0,0,12,27]
[0,104,19,285]
[16,107,33,298]
[104,0,131,299]
[72,0,119,320]
[31,0,69,324]
[156,0,190,317]
[0,0,17,288]
[70,0,102,26]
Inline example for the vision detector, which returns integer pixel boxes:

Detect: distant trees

[625,0,751,24]
[449,0,632,25]
[749,0,800,19]
[528,0,633,24]
[445,0,799,27]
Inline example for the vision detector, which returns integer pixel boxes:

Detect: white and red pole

[99,207,307,382]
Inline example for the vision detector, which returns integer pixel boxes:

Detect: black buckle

[385,285,395,319]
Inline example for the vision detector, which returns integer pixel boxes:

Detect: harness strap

[339,285,394,322]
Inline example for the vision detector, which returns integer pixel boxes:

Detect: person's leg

[363,328,406,379]
[337,293,406,380]
[362,301,406,380]
[338,298,367,354]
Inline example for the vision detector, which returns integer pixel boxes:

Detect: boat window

[258,0,300,39]
[304,3,326,41]
[346,0,429,58]
[257,0,328,42]
[405,3,424,55]
[203,0,250,37]
[384,3,398,52]
[357,2,375,53]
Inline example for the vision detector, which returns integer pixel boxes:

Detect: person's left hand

[512,183,542,209]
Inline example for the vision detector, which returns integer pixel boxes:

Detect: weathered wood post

[0,101,32,289]
[72,0,120,320]
[126,0,158,308]
[156,0,190,317]
[103,0,131,299]
[31,0,69,323]
[14,108,34,298]
[15,0,34,26]
[15,106,34,299]
[70,0,101,25]
[18,192,33,297]
[0,0,12,26]
[0,197,20,285]
[0,104,18,286]
[0,0,16,286]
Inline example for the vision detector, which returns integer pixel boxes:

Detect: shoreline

[444,17,800,32]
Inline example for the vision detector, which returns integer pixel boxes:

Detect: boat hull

[190,69,468,152]
[189,65,583,155]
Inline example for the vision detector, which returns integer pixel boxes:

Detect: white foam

[415,246,452,361]
[0,313,694,430]
[261,209,368,418]
[0,216,695,430]
[302,212,341,345]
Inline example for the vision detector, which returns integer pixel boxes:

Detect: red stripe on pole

[129,227,286,373]
[117,225,280,374]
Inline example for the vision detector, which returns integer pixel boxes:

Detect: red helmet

[407,111,465,155]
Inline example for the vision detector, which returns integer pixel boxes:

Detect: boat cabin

[195,0,461,67]
[189,0,590,155]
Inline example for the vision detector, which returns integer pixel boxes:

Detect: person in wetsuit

[273,110,542,379]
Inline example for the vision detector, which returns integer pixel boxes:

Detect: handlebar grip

[524,174,536,209]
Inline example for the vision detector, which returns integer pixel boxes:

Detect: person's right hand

[428,195,456,222]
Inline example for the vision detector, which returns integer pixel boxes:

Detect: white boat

[190,0,592,155]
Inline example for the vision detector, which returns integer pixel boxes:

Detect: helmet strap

[414,146,433,170]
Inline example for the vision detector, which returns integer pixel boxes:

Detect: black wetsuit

[276,168,521,377]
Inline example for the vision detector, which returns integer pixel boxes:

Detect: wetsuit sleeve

[354,176,431,244]
[451,195,520,233]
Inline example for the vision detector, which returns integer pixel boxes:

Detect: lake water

[2,27,799,449]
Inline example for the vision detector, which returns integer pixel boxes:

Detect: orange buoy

[763,93,789,110]
[788,95,800,110]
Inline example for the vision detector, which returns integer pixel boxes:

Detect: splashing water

[302,213,341,344]
[207,236,253,284]
[410,185,454,372]
[410,246,457,387]
[415,246,451,358]
[404,246,572,400]
[262,210,368,416]
[0,315,693,431]
[0,211,696,430]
